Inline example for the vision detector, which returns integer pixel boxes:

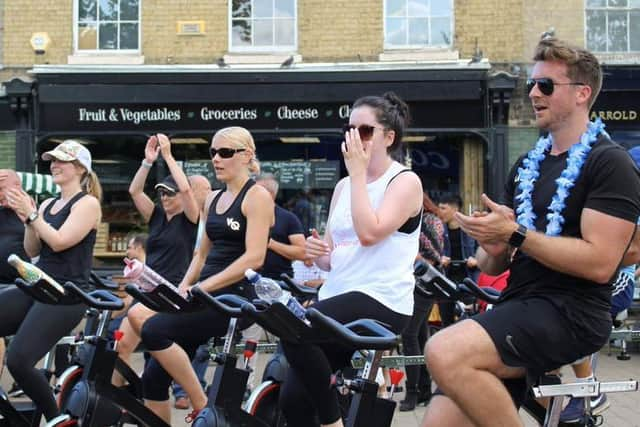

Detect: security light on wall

[30,32,51,55]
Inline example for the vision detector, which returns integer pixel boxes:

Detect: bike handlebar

[279,274,318,299]
[89,271,119,291]
[63,282,125,310]
[189,286,246,318]
[305,308,400,350]
[459,278,501,304]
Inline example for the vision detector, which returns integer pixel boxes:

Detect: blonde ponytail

[83,171,103,202]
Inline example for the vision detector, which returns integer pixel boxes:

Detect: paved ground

[1,329,639,426]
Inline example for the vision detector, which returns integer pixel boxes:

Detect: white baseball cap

[42,140,92,173]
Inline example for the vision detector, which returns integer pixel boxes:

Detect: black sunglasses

[526,78,586,96]
[342,123,385,141]
[209,147,246,159]
[157,189,177,198]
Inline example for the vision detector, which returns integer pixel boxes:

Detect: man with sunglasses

[421,38,640,427]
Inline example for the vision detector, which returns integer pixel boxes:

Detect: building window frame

[73,0,141,54]
[585,0,640,53]
[383,0,454,50]
[228,0,298,53]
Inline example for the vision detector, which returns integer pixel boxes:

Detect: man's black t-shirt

[503,135,640,314]
[261,205,304,280]
[0,207,27,283]
[146,204,198,285]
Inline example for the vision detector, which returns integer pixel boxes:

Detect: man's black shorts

[474,296,609,374]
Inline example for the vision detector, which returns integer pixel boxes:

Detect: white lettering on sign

[277,105,319,120]
[200,107,258,121]
[338,104,352,119]
[590,110,638,121]
[77,107,181,124]
[118,108,181,124]
[78,108,108,122]
[410,150,451,170]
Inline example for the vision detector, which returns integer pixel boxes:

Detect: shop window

[586,0,640,52]
[384,0,453,49]
[75,0,140,52]
[230,0,297,52]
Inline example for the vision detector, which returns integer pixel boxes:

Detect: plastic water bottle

[245,269,307,322]
[123,258,175,292]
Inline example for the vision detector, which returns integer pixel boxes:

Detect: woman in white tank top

[279,93,424,427]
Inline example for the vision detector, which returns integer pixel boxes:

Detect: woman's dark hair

[352,92,411,162]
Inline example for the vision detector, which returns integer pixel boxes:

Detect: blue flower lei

[515,118,607,236]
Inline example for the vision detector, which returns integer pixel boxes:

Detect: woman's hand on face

[305,229,330,260]
[157,133,173,160]
[341,128,371,178]
[6,188,35,222]
[145,135,160,163]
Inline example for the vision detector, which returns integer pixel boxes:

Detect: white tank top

[318,161,419,315]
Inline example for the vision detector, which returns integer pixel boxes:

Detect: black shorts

[474,296,609,374]
[436,296,610,407]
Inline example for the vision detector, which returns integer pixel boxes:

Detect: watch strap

[508,224,527,248]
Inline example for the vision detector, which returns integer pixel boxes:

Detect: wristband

[141,159,153,169]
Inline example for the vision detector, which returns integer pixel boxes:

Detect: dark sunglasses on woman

[526,78,585,96]
[157,189,177,198]
[209,147,246,159]
[342,123,385,141]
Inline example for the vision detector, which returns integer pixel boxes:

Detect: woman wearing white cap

[111,133,199,386]
[1,139,102,421]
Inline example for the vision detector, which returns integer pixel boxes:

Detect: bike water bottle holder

[125,283,201,313]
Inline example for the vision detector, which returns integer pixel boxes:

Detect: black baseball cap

[154,175,178,193]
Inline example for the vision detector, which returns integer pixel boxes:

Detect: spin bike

[240,293,401,427]
[0,274,123,427]
[414,261,640,427]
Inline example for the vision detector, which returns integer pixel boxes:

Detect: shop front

[591,65,640,148]
[18,64,510,264]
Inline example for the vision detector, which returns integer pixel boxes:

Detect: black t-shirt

[0,207,27,283]
[503,135,640,314]
[145,204,198,285]
[200,180,254,294]
[261,205,304,280]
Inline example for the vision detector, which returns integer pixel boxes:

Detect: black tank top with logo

[37,192,97,292]
[200,179,255,297]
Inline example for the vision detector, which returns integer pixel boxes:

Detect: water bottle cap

[244,269,260,283]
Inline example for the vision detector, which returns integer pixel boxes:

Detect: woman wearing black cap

[112,133,199,385]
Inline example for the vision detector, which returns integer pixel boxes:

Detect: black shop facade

[10,65,512,253]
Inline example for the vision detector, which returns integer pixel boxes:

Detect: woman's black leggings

[401,291,434,394]
[139,307,253,401]
[0,286,87,420]
[279,292,411,427]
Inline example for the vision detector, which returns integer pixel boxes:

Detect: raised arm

[129,136,158,223]
[198,185,274,293]
[157,133,199,224]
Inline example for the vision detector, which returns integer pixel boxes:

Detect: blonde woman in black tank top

[3,140,102,421]
[137,127,274,423]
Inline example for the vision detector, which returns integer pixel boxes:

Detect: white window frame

[584,0,640,53]
[383,0,454,50]
[73,0,141,54]
[228,0,298,53]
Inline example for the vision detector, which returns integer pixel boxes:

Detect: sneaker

[6,383,24,398]
[174,396,190,410]
[590,393,610,415]
[559,396,586,423]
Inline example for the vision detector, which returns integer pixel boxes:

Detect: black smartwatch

[508,224,527,248]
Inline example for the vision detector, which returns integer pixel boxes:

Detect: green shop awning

[18,172,60,197]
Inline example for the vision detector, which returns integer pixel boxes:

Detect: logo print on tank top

[226,217,240,231]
